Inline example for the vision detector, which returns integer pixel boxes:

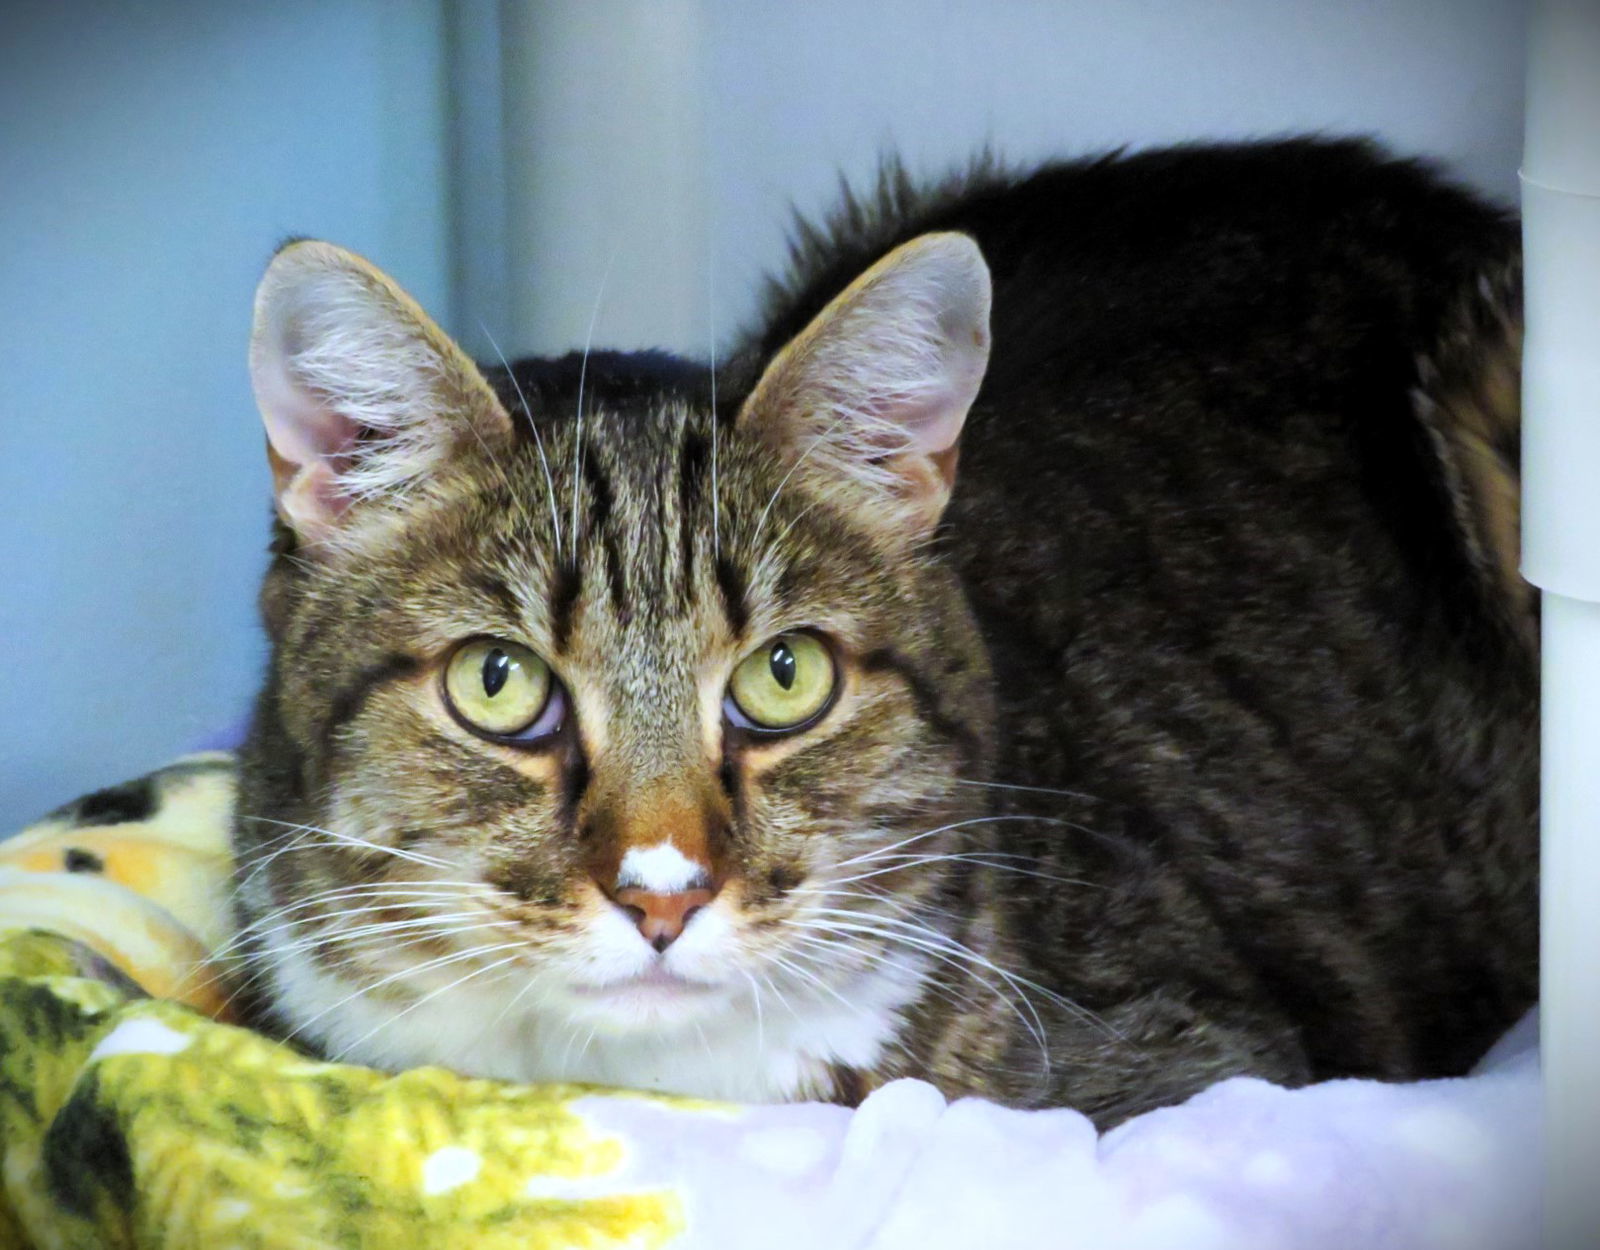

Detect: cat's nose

[611,886,716,952]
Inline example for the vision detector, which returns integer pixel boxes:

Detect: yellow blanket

[0,756,685,1249]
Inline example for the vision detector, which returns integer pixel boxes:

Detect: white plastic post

[1522,3,1600,1248]
[497,0,710,355]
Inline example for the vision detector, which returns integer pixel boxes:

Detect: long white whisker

[571,245,619,569]
[783,931,995,1035]
[228,822,324,896]
[827,815,1061,871]
[751,965,803,1021]
[796,905,1122,1044]
[486,960,548,1034]
[707,241,720,559]
[230,806,404,882]
[739,969,765,1053]
[560,1014,595,1072]
[212,884,489,964]
[239,815,454,870]
[212,917,513,1024]
[286,938,525,1045]
[232,882,482,920]
[792,920,1043,1058]
[247,880,483,907]
[822,851,1097,890]
[480,319,563,560]
[788,913,1050,1054]
[223,917,516,969]
[283,909,508,949]
[329,950,526,1063]
[221,882,483,932]
[751,409,854,546]
[954,778,1114,806]
[214,905,502,961]
[759,947,862,1017]
[691,1015,715,1067]
[249,882,483,908]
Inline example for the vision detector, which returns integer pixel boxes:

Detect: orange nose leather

[613,886,715,952]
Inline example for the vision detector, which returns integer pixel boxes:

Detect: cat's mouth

[562,965,731,1029]
[568,964,722,1000]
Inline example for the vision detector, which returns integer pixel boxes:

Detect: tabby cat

[234,137,1537,1127]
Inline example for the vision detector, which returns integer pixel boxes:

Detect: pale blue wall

[0,0,449,827]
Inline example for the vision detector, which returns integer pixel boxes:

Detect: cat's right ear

[738,231,991,544]
[249,240,512,548]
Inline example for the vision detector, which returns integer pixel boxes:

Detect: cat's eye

[443,639,563,741]
[726,633,837,733]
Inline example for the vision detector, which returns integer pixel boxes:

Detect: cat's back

[761,140,1526,632]
[762,137,1536,1096]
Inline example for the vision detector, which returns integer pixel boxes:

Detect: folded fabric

[0,756,1541,1249]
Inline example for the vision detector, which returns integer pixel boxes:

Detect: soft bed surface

[0,756,1540,1249]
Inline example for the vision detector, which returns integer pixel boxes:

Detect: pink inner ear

[265,388,362,473]
[277,411,363,532]
[258,364,366,534]
[282,458,354,528]
[852,380,973,462]
[253,320,364,471]
[899,383,972,456]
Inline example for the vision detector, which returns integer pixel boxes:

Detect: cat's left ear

[738,231,991,540]
[249,240,513,548]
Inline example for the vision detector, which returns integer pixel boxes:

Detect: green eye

[444,639,555,738]
[727,633,836,732]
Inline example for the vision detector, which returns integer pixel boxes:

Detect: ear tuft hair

[738,231,992,541]
[249,241,510,547]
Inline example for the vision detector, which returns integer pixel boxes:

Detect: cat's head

[238,232,997,1083]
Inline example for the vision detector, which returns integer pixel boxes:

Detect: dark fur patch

[582,451,630,620]
[678,428,709,592]
[549,561,584,654]
[714,556,749,637]
[826,1063,868,1107]
[65,778,156,827]
[469,573,524,622]
[562,739,592,827]
[860,648,982,760]
[322,654,419,749]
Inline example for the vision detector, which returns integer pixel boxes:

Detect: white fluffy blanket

[572,1011,1540,1250]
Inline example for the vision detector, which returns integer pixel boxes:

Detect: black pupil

[482,649,511,698]
[769,642,797,690]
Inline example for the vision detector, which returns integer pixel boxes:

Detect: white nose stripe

[616,842,705,894]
